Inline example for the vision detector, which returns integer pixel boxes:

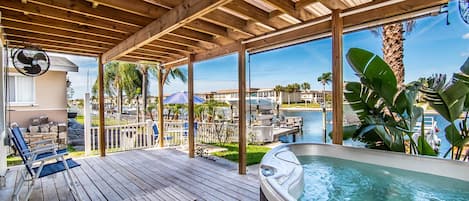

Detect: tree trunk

[382,23,405,85]
[117,84,122,116]
[141,68,148,121]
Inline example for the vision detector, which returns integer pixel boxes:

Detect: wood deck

[0,149,260,201]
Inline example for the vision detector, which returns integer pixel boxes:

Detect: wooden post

[0,36,8,185]
[238,43,247,175]
[84,93,91,155]
[158,67,164,147]
[332,9,343,145]
[98,55,106,156]
[188,54,195,158]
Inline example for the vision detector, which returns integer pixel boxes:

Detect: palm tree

[377,21,415,85]
[317,72,332,105]
[300,82,310,92]
[92,62,142,115]
[138,62,187,121]
[317,72,332,143]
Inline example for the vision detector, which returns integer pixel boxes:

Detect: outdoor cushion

[33,158,80,178]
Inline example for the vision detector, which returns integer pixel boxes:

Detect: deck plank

[79,157,123,201]
[1,149,260,201]
[133,150,258,200]
[72,162,107,201]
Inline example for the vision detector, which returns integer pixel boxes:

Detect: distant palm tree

[317,72,332,105]
[300,82,310,91]
[317,72,332,143]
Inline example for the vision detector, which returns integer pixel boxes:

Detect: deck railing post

[84,93,92,155]
[146,120,153,146]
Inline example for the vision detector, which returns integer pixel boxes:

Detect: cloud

[461,52,469,57]
[463,33,469,39]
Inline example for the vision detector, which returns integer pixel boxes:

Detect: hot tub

[259,143,469,201]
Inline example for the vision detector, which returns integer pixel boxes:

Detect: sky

[61,1,469,99]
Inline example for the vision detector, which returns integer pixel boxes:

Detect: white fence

[85,120,240,155]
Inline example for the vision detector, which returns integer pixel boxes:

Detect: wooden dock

[0,149,259,201]
[273,127,300,141]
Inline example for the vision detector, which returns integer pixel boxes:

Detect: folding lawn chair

[9,126,81,201]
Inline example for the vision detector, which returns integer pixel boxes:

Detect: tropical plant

[300,82,311,91]
[344,48,436,156]
[138,62,187,121]
[317,72,332,142]
[92,62,142,115]
[317,72,332,107]
[420,57,469,160]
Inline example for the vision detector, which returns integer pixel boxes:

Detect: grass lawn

[281,103,321,108]
[211,143,271,165]
[75,115,132,126]
[7,145,87,166]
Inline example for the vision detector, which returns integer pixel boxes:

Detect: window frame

[8,72,36,106]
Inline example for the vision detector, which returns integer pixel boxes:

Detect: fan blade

[17,50,33,64]
[33,52,47,61]
[24,64,42,75]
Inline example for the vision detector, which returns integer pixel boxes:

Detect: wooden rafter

[223,0,291,30]
[2,22,118,45]
[1,10,126,40]
[4,30,112,49]
[319,0,348,10]
[102,0,232,63]
[28,0,151,27]
[6,35,107,51]
[261,0,303,21]
[0,0,138,33]
[86,0,167,18]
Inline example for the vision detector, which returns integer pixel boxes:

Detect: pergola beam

[102,0,232,63]
[1,21,118,45]
[86,0,167,18]
[0,0,138,33]
[261,0,303,21]
[1,9,127,40]
[28,0,151,27]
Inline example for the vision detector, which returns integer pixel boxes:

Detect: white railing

[85,120,241,155]
[87,122,152,154]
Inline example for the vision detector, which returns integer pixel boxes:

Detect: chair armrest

[30,152,68,163]
[30,144,57,155]
[30,139,55,146]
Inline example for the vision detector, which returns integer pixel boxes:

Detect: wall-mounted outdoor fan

[12,46,50,77]
[460,0,469,24]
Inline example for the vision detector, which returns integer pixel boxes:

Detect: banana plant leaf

[445,124,465,147]
[459,57,469,75]
[346,48,398,105]
[421,81,469,122]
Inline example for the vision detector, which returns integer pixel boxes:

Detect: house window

[8,74,35,104]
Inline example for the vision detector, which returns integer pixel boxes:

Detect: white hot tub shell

[259,143,469,201]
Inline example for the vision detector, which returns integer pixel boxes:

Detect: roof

[0,0,448,67]
[48,56,79,72]
[8,55,79,72]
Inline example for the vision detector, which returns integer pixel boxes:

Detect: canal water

[280,110,453,158]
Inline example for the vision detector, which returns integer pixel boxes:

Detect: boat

[412,116,441,152]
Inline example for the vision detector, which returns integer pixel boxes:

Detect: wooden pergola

[0,0,448,174]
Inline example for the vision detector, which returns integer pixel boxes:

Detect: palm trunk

[117,85,122,119]
[141,68,148,121]
[382,23,405,85]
